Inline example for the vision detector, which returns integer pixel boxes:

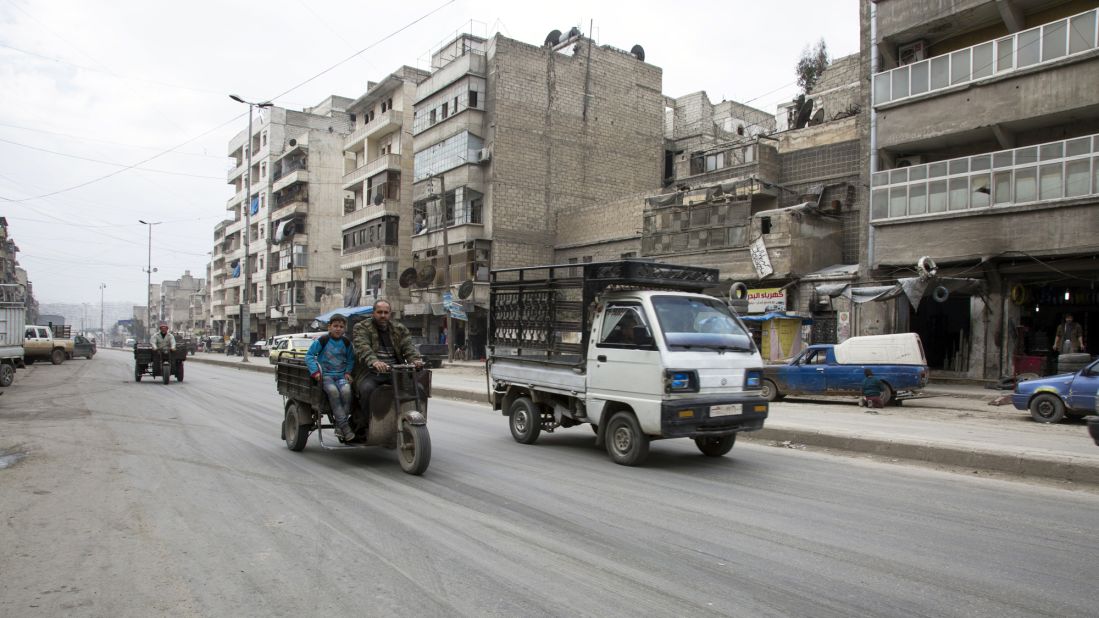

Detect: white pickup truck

[488,260,769,466]
[24,325,73,365]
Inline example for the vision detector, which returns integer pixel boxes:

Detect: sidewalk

[186,352,1099,486]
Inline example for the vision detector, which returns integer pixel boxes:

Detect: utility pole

[139,219,161,340]
[99,283,106,340]
[432,174,453,362]
[230,94,273,362]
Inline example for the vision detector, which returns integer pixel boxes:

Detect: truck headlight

[744,369,762,389]
[664,369,699,393]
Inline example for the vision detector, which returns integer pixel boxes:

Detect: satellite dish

[368,272,382,288]
[275,219,293,243]
[810,107,825,125]
[416,264,437,287]
[398,267,418,289]
[372,191,384,206]
[544,29,562,47]
[630,45,645,62]
[342,280,359,307]
[458,280,474,299]
[795,97,814,129]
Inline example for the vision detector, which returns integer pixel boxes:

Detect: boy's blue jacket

[305,335,355,377]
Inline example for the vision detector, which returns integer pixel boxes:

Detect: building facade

[864,0,1099,378]
[212,98,353,342]
[407,31,665,357]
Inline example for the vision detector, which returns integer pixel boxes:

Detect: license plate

[710,404,737,417]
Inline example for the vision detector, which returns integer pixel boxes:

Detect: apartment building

[557,57,866,348]
[408,30,664,356]
[340,66,430,314]
[157,271,204,333]
[864,0,1099,378]
[213,98,353,342]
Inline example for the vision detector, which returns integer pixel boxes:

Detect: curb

[739,427,1099,486]
[187,355,275,375]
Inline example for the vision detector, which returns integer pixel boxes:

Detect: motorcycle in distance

[276,360,432,475]
[133,343,185,384]
[225,338,242,356]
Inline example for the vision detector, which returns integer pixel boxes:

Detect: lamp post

[138,219,161,340]
[99,283,106,341]
[230,94,273,362]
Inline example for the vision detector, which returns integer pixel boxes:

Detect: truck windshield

[651,295,754,352]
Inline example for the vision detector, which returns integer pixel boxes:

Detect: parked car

[760,333,929,405]
[250,339,270,357]
[72,334,96,359]
[124,337,136,348]
[1012,357,1099,423]
[268,337,314,364]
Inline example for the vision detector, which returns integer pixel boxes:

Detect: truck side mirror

[633,326,653,347]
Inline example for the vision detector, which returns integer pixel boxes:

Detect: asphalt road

[2,349,1098,617]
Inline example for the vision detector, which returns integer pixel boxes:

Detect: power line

[0,137,224,179]
[0,121,226,159]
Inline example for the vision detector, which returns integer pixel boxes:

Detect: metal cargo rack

[489,260,719,365]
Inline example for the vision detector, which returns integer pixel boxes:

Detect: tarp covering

[311,305,373,327]
[740,312,813,324]
[815,277,987,310]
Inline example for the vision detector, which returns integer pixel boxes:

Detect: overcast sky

[0,0,858,305]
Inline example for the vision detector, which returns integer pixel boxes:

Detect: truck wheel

[0,364,13,387]
[760,379,782,402]
[397,422,431,475]
[24,358,34,365]
[508,397,541,444]
[880,383,895,406]
[694,434,736,457]
[50,349,65,365]
[1029,394,1065,423]
[283,401,311,451]
[605,411,649,466]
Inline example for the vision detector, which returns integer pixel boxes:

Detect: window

[430,109,437,125]
[381,100,388,113]
[441,102,448,119]
[314,286,325,302]
[261,131,267,147]
[469,90,478,108]
[705,152,724,172]
[598,304,652,347]
[453,96,459,113]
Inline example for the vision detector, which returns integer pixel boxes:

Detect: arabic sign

[748,288,787,314]
[749,237,773,279]
[442,291,467,321]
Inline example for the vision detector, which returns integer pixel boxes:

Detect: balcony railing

[873,8,1098,106]
[871,134,1099,221]
[342,154,401,189]
[344,109,399,149]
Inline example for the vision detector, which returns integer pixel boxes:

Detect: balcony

[873,8,1099,107]
[226,189,245,209]
[269,267,307,285]
[342,154,401,190]
[411,221,487,253]
[871,133,1099,221]
[344,109,401,152]
[272,169,308,193]
[271,199,308,222]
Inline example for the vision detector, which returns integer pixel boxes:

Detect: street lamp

[229,94,273,362]
[99,283,106,340]
[138,219,161,340]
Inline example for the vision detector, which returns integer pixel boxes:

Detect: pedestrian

[1054,313,1085,354]
[352,299,423,417]
[305,314,357,442]
[862,368,885,412]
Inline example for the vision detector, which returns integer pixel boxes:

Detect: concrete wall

[485,35,664,270]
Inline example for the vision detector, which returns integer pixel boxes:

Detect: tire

[0,364,13,387]
[880,382,895,406]
[86,353,95,359]
[135,364,143,382]
[694,434,736,457]
[1029,393,1065,423]
[283,401,311,451]
[161,363,170,385]
[50,349,64,365]
[508,397,541,444]
[760,379,783,402]
[24,358,34,365]
[175,363,184,382]
[605,411,649,466]
[397,421,431,475]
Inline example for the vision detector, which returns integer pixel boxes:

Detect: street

[2,350,1098,617]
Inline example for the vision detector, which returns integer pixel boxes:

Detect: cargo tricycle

[134,343,185,384]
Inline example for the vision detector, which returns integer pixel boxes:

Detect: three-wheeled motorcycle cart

[134,343,185,384]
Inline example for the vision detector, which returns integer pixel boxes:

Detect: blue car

[1012,357,1099,423]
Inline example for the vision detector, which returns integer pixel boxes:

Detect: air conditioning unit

[897,40,928,66]
[476,148,491,163]
[895,155,925,168]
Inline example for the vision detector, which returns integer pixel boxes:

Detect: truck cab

[489,260,768,466]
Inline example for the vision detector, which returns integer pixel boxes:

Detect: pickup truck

[760,333,930,405]
[1012,356,1099,423]
[412,338,447,368]
[489,260,768,466]
[24,325,74,365]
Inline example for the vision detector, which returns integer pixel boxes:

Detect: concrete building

[340,66,430,314]
[408,30,664,356]
[158,270,204,333]
[864,0,1099,379]
[213,97,353,342]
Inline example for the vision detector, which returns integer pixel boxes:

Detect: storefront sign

[748,288,787,313]
[749,237,774,279]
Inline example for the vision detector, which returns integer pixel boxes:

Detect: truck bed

[490,357,586,395]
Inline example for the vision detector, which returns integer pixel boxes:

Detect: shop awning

[815,278,987,310]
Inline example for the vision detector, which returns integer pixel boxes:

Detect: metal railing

[871,133,1099,221]
[873,8,1098,106]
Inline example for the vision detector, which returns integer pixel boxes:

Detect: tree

[796,38,830,94]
